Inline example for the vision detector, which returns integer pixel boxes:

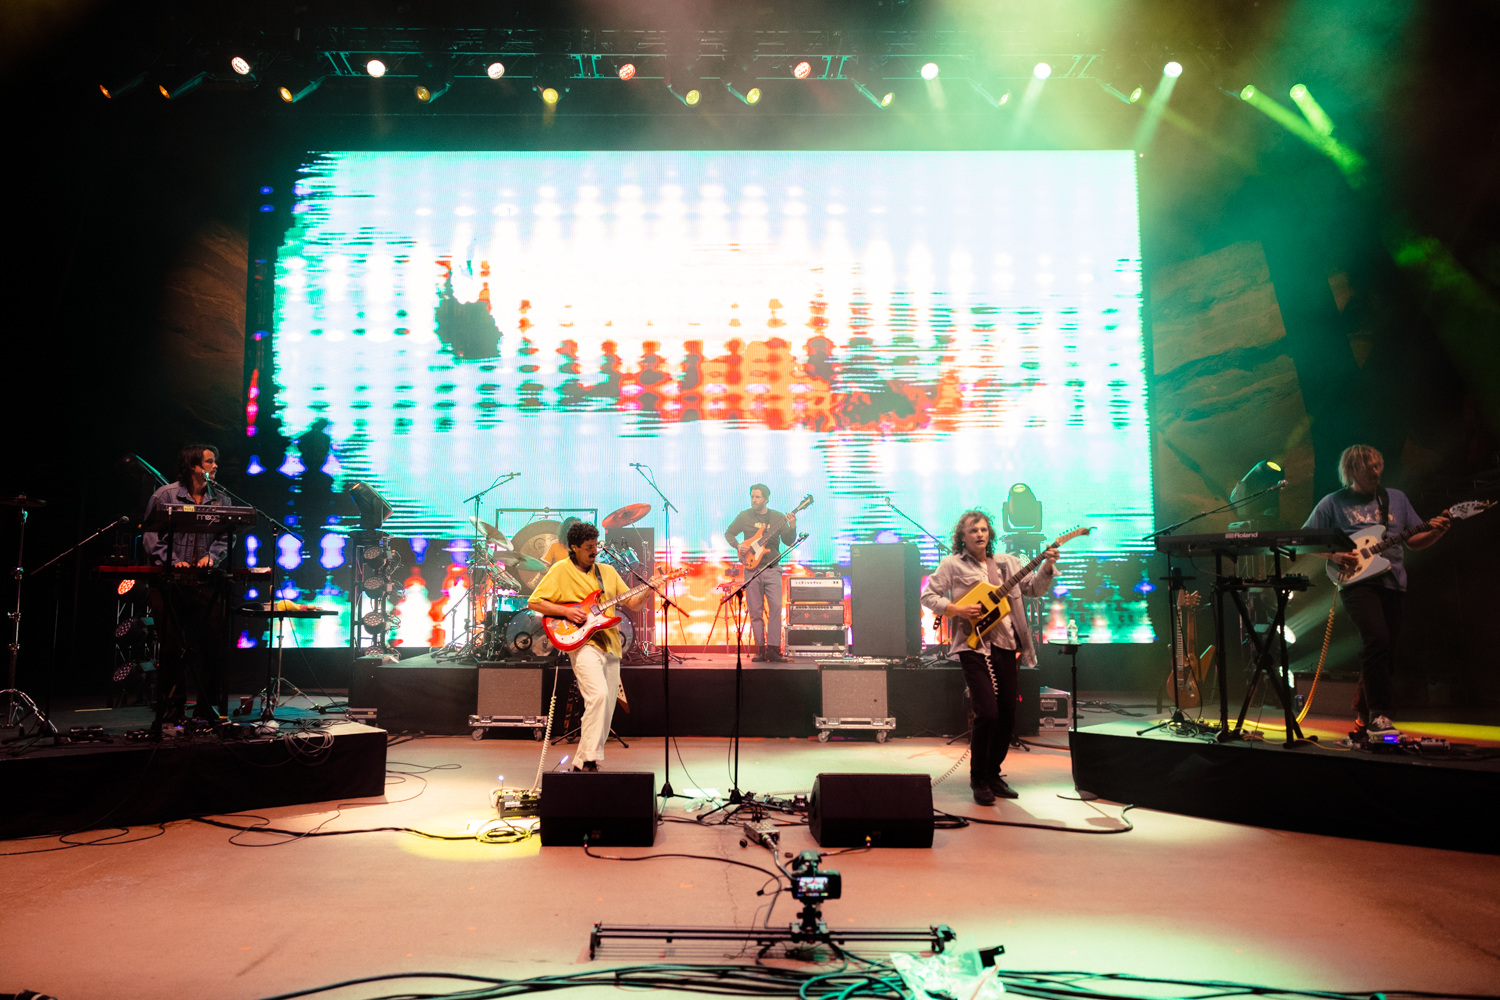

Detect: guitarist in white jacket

[1302,445,1449,740]
[921,510,1057,805]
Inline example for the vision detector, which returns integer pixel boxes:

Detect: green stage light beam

[1130,65,1180,153]
[1239,84,1367,185]
[1289,83,1334,136]
[1007,74,1046,141]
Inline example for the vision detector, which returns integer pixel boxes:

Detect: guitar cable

[528,665,565,793]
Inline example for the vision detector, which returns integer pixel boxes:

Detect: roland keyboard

[97,565,271,578]
[1155,527,1352,555]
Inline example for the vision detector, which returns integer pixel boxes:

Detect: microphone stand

[882,497,950,557]
[30,516,133,577]
[463,472,519,658]
[721,531,809,805]
[605,545,687,800]
[632,464,681,664]
[207,478,303,722]
[1141,481,1287,541]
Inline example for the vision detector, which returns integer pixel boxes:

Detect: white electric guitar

[1328,500,1493,588]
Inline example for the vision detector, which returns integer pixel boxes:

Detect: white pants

[569,642,621,765]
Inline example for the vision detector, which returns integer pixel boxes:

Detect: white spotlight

[230,56,252,76]
[1033,62,1052,80]
[1164,61,1183,78]
[487,62,506,80]
[920,62,939,81]
[366,59,387,78]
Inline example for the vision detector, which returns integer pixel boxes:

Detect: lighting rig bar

[108,26,1106,102]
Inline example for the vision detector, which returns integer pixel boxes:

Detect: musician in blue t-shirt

[1302,445,1449,739]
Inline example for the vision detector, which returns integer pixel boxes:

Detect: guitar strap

[1377,486,1390,526]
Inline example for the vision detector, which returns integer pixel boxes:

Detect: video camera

[788,849,841,902]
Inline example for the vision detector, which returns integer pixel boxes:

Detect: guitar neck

[1370,512,1438,556]
[598,579,654,614]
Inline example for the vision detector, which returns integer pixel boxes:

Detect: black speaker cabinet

[539,771,658,846]
[850,542,922,658]
[808,773,934,848]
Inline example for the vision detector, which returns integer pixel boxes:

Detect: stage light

[159,71,207,100]
[1229,460,1286,523]
[970,76,1012,110]
[349,481,393,531]
[100,73,146,98]
[1033,62,1052,80]
[617,61,636,81]
[486,61,505,80]
[1003,483,1043,533]
[793,60,812,80]
[920,62,939,81]
[1289,82,1335,136]
[366,58,386,78]
[279,76,324,103]
[231,56,252,76]
[539,86,559,104]
[724,56,762,106]
[1129,86,1143,103]
[1240,84,1256,100]
[532,52,574,106]
[414,56,454,103]
[1164,61,1183,78]
[845,55,893,108]
[415,82,450,103]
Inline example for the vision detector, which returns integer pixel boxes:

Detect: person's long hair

[949,509,996,558]
[175,443,219,490]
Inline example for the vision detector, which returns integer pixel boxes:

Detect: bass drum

[502,611,634,660]
[502,609,557,660]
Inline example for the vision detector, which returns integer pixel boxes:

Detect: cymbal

[469,517,510,548]
[497,550,548,572]
[0,495,47,509]
[603,502,652,529]
[558,515,583,545]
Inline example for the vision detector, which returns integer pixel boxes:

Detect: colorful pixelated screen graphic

[259,150,1156,647]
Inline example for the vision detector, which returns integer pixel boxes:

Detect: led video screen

[255,150,1155,647]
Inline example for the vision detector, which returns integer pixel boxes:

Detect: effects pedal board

[494,787,542,818]
[741,819,780,849]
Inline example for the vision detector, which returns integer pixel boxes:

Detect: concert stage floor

[4,725,1498,1000]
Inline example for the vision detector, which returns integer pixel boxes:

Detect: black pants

[1338,583,1403,724]
[150,580,229,725]
[958,646,1019,785]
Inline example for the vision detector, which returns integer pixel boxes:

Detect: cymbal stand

[3,497,61,741]
[460,473,518,661]
[721,532,809,804]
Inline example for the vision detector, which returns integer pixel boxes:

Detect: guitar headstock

[793,494,815,514]
[1051,526,1094,547]
[1176,590,1201,608]
[1445,500,1495,521]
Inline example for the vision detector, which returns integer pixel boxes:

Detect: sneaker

[987,777,1019,799]
[971,783,996,806]
[1367,716,1400,740]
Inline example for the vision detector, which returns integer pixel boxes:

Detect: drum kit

[463,502,653,662]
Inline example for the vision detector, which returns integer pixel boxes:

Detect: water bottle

[1066,618,1079,644]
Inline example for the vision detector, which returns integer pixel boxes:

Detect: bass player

[1302,445,1449,740]
[723,484,798,661]
[528,521,661,771]
[920,509,1058,805]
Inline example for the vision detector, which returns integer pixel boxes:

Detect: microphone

[630,463,645,468]
[1275,480,1288,489]
[117,515,132,525]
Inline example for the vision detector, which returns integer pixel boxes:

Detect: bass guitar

[738,494,814,568]
[542,568,688,652]
[1327,500,1493,588]
[955,527,1093,649]
[1167,590,1215,709]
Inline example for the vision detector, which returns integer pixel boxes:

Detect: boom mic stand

[631,464,680,665]
[881,496,950,557]
[721,532,809,805]
[604,545,687,799]
[461,472,519,660]
[2,496,62,742]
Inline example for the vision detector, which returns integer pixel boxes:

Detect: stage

[1070,715,1500,855]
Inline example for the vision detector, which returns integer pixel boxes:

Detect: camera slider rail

[589,918,955,960]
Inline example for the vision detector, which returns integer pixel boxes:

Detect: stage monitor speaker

[539,771,658,847]
[350,653,397,712]
[808,773,934,848]
[850,542,921,658]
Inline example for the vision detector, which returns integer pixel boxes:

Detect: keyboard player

[142,444,231,729]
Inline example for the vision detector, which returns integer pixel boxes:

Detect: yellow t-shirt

[527,557,629,656]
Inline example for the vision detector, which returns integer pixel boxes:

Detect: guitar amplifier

[787,623,847,655]
[789,603,843,625]
[789,577,844,602]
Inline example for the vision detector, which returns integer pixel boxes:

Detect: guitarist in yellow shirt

[921,510,1058,805]
[529,521,660,771]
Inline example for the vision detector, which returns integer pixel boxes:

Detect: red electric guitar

[542,568,687,652]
